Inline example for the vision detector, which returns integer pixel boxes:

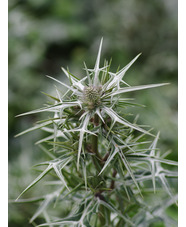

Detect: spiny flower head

[82,86,102,110]
[17,38,168,170]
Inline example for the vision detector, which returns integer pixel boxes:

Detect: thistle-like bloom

[17,38,168,170]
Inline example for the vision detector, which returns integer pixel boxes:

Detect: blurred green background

[8,0,177,226]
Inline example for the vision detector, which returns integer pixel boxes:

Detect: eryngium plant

[15,39,178,226]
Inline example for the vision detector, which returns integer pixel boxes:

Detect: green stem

[92,114,99,155]
[91,114,108,225]
[92,133,98,157]
[99,204,106,226]
[91,114,103,172]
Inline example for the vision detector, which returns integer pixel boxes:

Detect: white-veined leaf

[98,199,134,226]
[103,106,153,136]
[46,75,80,95]
[103,83,169,98]
[16,165,52,201]
[99,147,119,176]
[16,157,72,200]
[95,108,105,123]
[16,101,82,117]
[15,121,53,137]
[66,112,92,170]
[81,158,87,191]
[30,194,54,223]
[38,197,98,227]
[127,154,178,166]
[83,61,92,85]
[42,210,53,227]
[118,148,142,197]
[62,67,85,91]
[104,53,141,91]
[93,38,103,86]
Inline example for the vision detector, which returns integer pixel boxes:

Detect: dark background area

[8,0,177,226]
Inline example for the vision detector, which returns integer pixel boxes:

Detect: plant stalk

[92,114,99,155]
[91,114,103,172]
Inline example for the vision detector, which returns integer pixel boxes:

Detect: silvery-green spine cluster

[15,39,177,227]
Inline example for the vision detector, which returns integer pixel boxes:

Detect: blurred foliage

[9,0,177,226]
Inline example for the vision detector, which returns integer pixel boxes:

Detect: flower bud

[83,86,102,110]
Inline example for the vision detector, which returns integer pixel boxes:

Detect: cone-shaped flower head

[82,86,102,110]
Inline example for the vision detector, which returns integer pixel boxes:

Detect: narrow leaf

[16,165,52,201]
[93,38,103,86]
[105,53,141,90]
[104,83,169,98]
[103,106,153,136]
[98,199,134,226]
[118,149,142,197]
[99,148,118,176]
[15,121,53,137]
[30,196,52,223]
[46,75,79,94]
